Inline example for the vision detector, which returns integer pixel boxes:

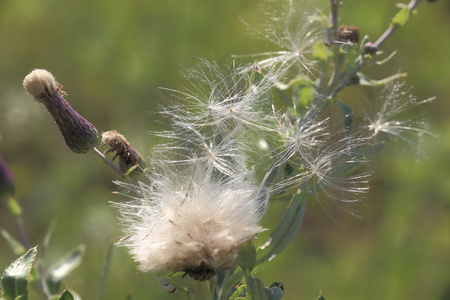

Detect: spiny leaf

[1,246,38,300]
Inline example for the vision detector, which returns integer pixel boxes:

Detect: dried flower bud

[23,69,98,154]
[337,25,360,44]
[101,130,145,174]
[363,42,378,55]
[0,144,15,198]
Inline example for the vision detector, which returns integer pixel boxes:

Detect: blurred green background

[1,0,449,299]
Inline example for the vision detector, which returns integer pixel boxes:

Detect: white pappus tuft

[113,160,266,281]
[160,59,279,137]
[23,69,57,98]
[360,81,436,147]
[237,0,325,77]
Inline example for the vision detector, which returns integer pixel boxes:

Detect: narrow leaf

[337,101,354,137]
[236,242,257,274]
[157,272,194,296]
[1,246,38,300]
[392,7,410,27]
[41,221,56,260]
[229,284,247,300]
[374,50,397,65]
[0,229,26,256]
[357,72,407,86]
[254,186,307,273]
[46,245,85,294]
[97,242,114,300]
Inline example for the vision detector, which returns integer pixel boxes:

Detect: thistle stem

[201,278,214,300]
[91,147,124,179]
[374,0,422,48]
[325,0,339,45]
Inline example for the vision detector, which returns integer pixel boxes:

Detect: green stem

[201,278,214,300]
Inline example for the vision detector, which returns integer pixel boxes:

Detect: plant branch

[91,147,125,179]
[330,0,423,98]
[374,0,422,48]
[325,0,339,45]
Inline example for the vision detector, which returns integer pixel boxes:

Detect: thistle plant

[0,0,441,299]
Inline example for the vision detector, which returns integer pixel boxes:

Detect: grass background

[0,0,449,299]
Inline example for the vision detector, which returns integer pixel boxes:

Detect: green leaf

[97,242,114,300]
[1,246,38,300]
[296,85,315,110]
[229,284,247,300]
[357,72,408,86]
[254,185,307,273]
[7,198,22,220]
[236,242,257,274]
[157,273,194,296]
[392,6,410,27]
[58,290,74,300]
[312,42,329,62]
[0,229,26,256]
[46,245,85,294]
[246,276,284,300]
[275,77,313,91]
[374,50,397,65]
[360,35,371,52]
[337,101,354,136]
[41,221,56,260]
[316,291,326,300]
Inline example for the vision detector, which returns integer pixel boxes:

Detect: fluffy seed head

[114,162,265,281]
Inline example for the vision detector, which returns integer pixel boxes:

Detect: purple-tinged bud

[363,42,378,55]
[0,144,15,199]
[426,0,438,2]
[100,130,145,175]
[23,69,98,154]
[337,25,360,44]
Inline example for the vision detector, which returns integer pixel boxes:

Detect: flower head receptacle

[23,69,98,154]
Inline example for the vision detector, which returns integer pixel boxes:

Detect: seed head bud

[100,130,145,174]
[363,42,378,55]
[0,141,15,199]
[23,69,98,154]
[337,25,360,44]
